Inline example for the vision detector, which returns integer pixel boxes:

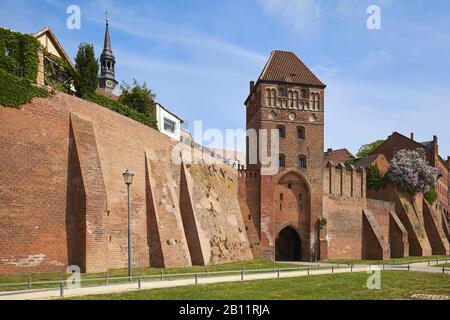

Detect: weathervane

[105,9,109,24]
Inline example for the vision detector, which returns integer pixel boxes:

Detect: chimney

[249,81,255,94]
[410,132,414,140]
[432,135,439,166]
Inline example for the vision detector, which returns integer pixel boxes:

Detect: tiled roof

[420,141,433,150]
[353,154,383,169]
[324,148,355,164]
[258,50,325,87]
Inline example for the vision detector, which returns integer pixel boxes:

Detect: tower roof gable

[259,50,325,87]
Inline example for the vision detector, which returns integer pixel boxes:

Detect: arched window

[300,89,307,99]
[288,91,293,108]
[267,89,277,107]
[297,126,305,140]
[298,155,307,169]
[315,93,320,110]
[311,93,317,110]
[293,91,299,108]
[304,102,309,110]
[277,125,286,139]
[279,154,286,168]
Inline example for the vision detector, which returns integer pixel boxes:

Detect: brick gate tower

[239,50,327,262]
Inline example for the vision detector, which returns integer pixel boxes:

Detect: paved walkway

[0,261,448,300]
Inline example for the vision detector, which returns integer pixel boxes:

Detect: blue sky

[1,0,450,158]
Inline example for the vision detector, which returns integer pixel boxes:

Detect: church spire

[99,11,118,93]
[103,11,112,55]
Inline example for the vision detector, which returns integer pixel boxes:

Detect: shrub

[119,80,157,128]
[424,188,438,205]
[0,27,40,82]
[387,149,438,194]
[86,93,157,129]
[367,164,386,189]
[73,43,98,97]
[0,68,49,107]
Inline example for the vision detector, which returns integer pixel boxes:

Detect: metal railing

[0,264,345,298]
[0,258,448,298]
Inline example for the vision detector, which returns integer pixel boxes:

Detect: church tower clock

[99,15,118,93]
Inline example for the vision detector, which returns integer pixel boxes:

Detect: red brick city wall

[362,210,389,260]
[0,97,71,273]
[0,92,251,274]
[423,200,450,255]
[366,198,394,241]
[324,195,366,259]
[70,114,109,273]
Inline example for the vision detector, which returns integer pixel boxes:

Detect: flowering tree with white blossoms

[387,149,438,194]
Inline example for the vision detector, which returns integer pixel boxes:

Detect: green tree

[119,80,157,128]
[367,164,385,189]
[73,43,99,97]
[356,140,385,158]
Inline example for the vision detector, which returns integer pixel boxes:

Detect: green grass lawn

[324,255,450,266]
[0,260,299,292]
[68,271,450,300]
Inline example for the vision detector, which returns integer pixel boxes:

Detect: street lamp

[123,169,134,281]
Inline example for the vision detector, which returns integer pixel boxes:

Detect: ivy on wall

[0,68,49,108]
[44,51,73,93]
[0,27,40,82]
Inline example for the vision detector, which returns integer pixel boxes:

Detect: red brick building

[372,132,450,218]
[239,50,327,261]
[324,148,355,164]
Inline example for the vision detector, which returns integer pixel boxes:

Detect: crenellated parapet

[238,165,260,180]
[324,161,366,198]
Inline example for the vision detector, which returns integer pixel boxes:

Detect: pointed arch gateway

[274,170,310,261]
[276,226,302,261]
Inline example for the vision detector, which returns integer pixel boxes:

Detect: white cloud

[258,0,400,33]
[359,50,391,67]
[258,0,322,32]
[63,0,267,64]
